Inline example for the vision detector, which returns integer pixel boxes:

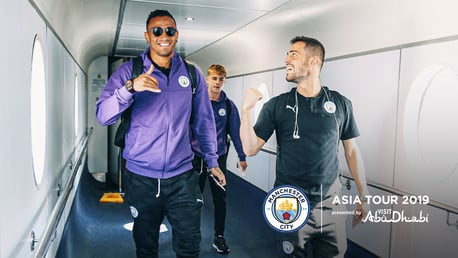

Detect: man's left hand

[353,202,369,227]
[209,167,226,187]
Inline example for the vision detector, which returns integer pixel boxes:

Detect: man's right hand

[133,64,161,93]
[242,88,263,111]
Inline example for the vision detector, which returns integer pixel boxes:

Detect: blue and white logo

[323,101,336,114]
[218,108,226,117]
[263,185,310,232]
[178,76,190,87]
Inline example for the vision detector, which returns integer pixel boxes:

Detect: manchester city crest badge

[263,185,310,232]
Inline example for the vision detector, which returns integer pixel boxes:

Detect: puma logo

[286,105,296,113]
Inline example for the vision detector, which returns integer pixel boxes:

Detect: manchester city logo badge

[323,101,336,114]
[218,108,226,116]
[178,76,190,87]
[263,185,310,232]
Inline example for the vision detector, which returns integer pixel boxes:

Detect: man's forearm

[240,109,261,156]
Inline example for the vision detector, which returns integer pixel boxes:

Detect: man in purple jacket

[191,64,247,253]
[96,9,225,258]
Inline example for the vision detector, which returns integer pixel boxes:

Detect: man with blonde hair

[192,64,247,253]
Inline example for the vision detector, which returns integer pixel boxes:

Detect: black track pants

[193,155,228,236]
[125,169,203,258]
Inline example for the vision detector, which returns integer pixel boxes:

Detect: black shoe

[213,235,230,253]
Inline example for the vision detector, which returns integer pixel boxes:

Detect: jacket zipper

[162,74,170,177]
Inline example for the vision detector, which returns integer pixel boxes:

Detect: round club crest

[218,108,226,117]
[263,185,310,232]
[178,76,190,88]
[282,241,294,254]
[323,101,336,114]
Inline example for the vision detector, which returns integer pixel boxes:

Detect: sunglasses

[151,27,177,37]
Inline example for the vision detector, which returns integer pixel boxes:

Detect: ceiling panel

[128,0,290,12]
[114,0,291,57]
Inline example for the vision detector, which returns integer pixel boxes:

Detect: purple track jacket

[96,48,218,178]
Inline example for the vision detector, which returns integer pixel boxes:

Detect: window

[74,73,80,141]
[30,35,47,187]
[403,64,458,183]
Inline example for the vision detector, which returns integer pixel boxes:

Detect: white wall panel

[390,204,458,257]
[224,76,243,110]
[234,72,274,191]
[321,51,400,187]
[226,75,279,190]
[226,73,275,191]
[44,30,69,257]
[224,73,272,191]
[0,1,49,257]
[272,69,295,96]
[87,57,108,173]
[395,40,458,208]
[227,145,243,176]
[60,51,77,186]
[46,27,65,185]
[237,152,272,192]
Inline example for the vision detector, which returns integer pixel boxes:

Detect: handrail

[33,127,93,258]
[340,174,458,215]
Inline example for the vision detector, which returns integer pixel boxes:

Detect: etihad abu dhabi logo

[263,185,310,232]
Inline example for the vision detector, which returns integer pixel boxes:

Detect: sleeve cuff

[117,85,134,102]
[206,159,218,169]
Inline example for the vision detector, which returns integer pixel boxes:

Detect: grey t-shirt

[254,87,359,206]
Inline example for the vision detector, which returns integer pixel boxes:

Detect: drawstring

[199,159,204,175]
[155,178,161,198]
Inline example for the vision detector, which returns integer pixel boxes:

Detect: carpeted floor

[57,163,377,258]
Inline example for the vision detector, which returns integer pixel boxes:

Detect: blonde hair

[207,64,227,77]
